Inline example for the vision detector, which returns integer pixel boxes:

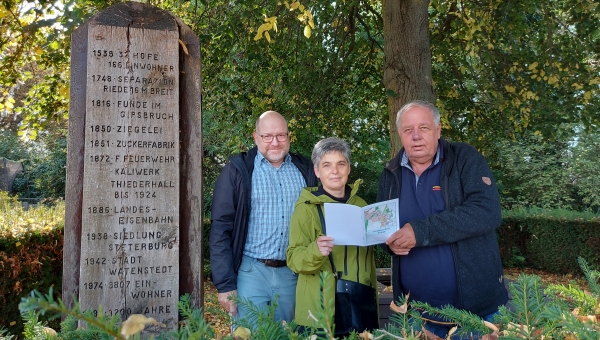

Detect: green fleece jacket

[286,180,378,328]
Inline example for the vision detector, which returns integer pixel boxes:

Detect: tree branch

[432,1,458,42]
[355,11,383,53]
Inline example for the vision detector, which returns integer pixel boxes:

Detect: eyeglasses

[258,133,289,143]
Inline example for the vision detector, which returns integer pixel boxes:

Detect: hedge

[0,194,64,336]
[498,208,600,274]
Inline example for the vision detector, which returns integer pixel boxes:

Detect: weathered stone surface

[78,22,180,331]
[65,2,203,334]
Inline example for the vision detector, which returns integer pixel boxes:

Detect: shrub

[15,257,600,339]
[499,208,600,274]
[0,191,64,336]
[0,129,67,200]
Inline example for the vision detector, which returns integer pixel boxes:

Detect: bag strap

[317,204,349,279]
[316,205,337,275]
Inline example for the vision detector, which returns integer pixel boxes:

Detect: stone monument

[0,157,23,192]
[63,2,202,334]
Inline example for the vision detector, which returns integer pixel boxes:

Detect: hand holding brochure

[323,198,399,246]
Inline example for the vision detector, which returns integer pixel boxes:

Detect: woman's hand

[316,235,334,256]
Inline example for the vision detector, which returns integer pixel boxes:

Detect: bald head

[253,110,291,167]
[255,111,287,131]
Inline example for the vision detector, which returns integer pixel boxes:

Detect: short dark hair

[311,137,351,166]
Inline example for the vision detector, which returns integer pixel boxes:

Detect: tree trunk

[382,0,436,157]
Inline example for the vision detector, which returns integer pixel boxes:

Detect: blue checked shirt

[244,152,307,260]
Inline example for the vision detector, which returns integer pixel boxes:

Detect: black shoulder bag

[316,205,379,336]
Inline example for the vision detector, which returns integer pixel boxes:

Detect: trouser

[236,255,298,328]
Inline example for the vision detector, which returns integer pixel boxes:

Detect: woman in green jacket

[286,137,378,334]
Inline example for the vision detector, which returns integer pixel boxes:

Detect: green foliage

[232,295,296,339]
[19,287,125,339]
[0,0,74,133]
[496,274,554,338]
[189,0,388,213]
[0,328,13,340]
[20,291,287,340]
[21,310,55,340]
[0,193,64,336]
[578,257,600,296]
[428,0,600,214]
[496,257,600,339]
[569,131,600,213]
[503,248,527,269]
[55,314,119,340]
[11,257,600,339]
[314,271,336,338]
[545,283,598,316]
[0,128,67,199]
[202,218,212,278]
[373,245,391,268]
[0,130,29,161]
[494,131,574,210]
[430,0,600,145]
[177,0,600,216]
[386,294,423,338]
[544,258,600,316]
[56,316,79,339]
[411,300,492,337]
[539,305,600,339]
[384,257,600,339]
[164,294,215,339]
[3,0,600,216]
[499,209,600,274]
[492,128,600,212]
[322,209,600,274]
[13,132,67,199]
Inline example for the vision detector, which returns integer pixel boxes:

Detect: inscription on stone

[80,25,179,329]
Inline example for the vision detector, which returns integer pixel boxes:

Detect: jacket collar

[386,138,451,176]
[301,179,363,205]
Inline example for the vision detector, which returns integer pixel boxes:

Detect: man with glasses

[210,111,318,327]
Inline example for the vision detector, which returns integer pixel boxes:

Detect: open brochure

[323,198,399,246]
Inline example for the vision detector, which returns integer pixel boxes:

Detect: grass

[0,195,64,239]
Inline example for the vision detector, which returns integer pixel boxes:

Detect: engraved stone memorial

[64,2,203,334]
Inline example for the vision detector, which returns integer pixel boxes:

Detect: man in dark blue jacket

[209,111,318,327]
[377,100,508,338]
